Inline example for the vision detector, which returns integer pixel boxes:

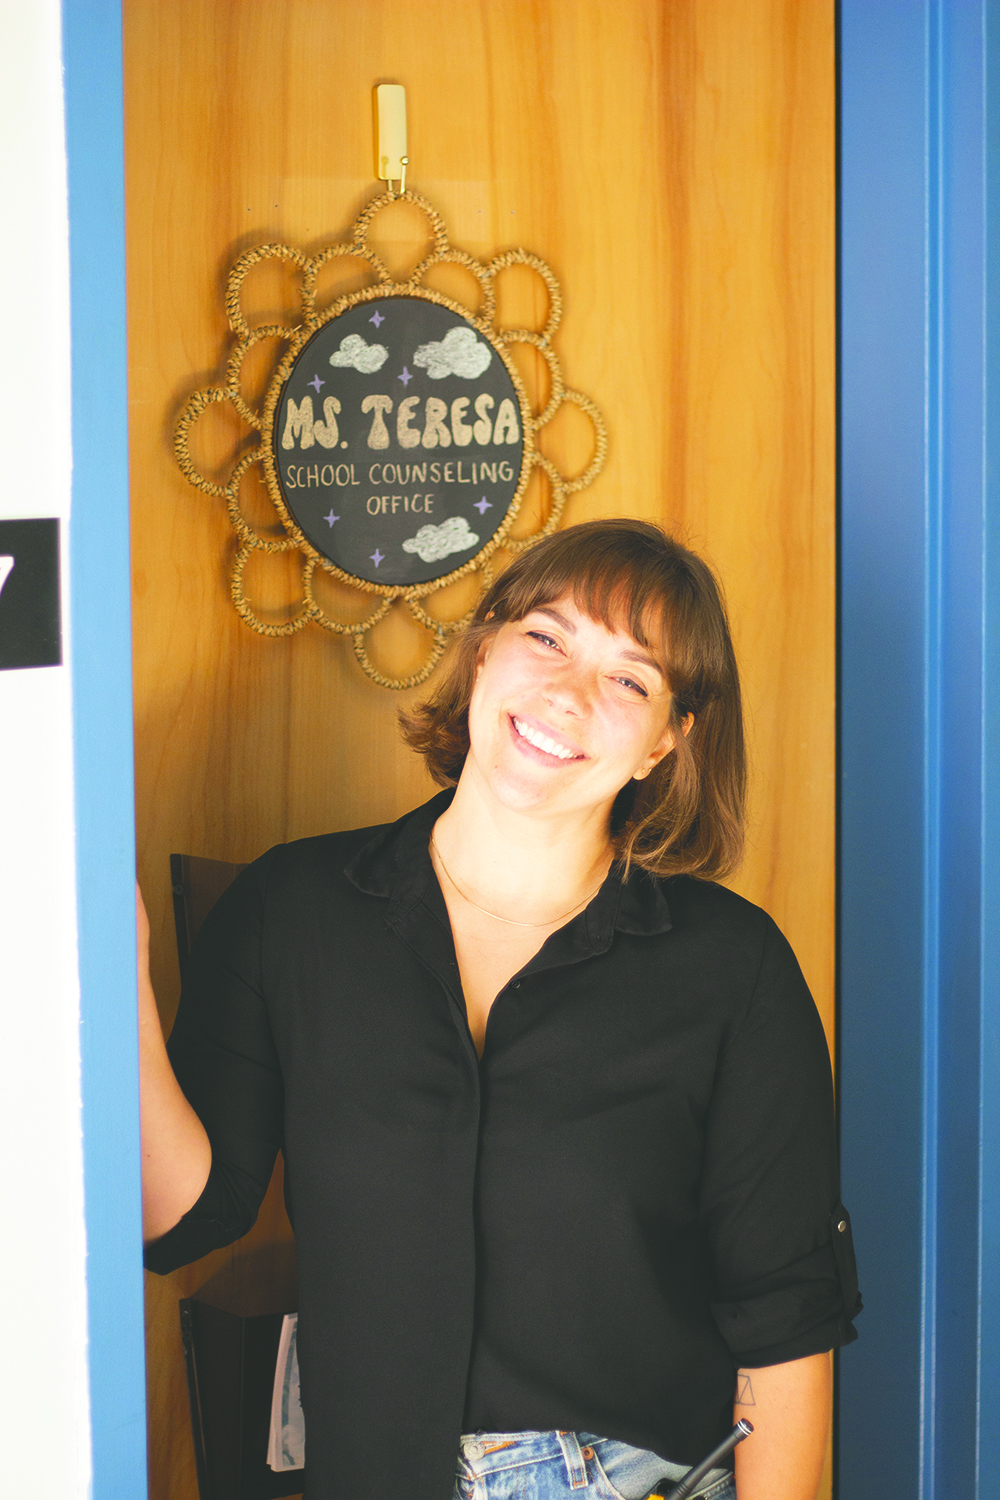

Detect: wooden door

[125,3,834,1496]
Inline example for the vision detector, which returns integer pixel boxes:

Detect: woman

[140,519,860,1500]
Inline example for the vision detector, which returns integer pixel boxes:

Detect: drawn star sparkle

[324,511,339,526]
[369,310,385,328]
[474,496,492,514]
[309,374,324,392]
[398,366,413,387]
[370,548,385,567]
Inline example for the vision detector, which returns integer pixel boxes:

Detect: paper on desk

[268,1313,306,1471]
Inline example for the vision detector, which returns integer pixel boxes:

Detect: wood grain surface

[124,2,834,1496]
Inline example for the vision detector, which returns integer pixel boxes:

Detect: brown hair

[400,519,746,879]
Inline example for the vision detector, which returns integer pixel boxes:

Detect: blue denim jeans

[453,1430,735,1500]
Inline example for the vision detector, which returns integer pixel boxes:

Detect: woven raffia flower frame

[175,189,607,689]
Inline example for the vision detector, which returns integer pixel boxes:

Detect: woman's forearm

[137,884,212,1243]
[733,1352,831,1500]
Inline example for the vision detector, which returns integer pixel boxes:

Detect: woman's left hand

[733,1352,831,1500]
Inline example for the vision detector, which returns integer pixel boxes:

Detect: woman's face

[464,593,678,823]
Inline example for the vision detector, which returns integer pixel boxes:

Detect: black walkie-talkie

[647,1419,753,1500]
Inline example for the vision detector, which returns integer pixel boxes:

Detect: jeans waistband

[457,1429,732,1499]
[460,1430,591,1484]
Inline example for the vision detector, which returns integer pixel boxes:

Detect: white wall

[0,0,92,1494]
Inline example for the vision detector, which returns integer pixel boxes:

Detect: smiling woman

[401,519,745,880]
[139,520,859,1500]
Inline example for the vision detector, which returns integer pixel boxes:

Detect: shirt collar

[345,790,673,943]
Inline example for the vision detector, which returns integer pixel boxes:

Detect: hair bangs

[491,533,677,678]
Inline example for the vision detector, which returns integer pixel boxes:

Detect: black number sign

[271,297,525,587]
[0,518,61,671]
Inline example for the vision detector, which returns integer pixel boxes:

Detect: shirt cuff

[711,1207,863,1364]
[142,1170,248,1276]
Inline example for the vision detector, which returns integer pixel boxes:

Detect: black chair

[170,853,248,973]
[169,853,303,1500]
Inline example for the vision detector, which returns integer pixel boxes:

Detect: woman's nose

[543,662,594,714]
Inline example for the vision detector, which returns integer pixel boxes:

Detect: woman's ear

[475,630,494,678]
[634,726,676,780]
[633,712,694,781]
[473,612,496,679]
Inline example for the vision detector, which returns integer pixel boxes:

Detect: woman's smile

[509,713,585,763]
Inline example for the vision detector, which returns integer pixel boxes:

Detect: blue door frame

[63,2,1000,1496]
[63,2,147,1496]
[839,2,1000,1496]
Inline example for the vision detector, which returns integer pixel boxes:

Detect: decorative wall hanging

[175,86,606,688]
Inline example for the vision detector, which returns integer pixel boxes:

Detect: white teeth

[512,717,577,760]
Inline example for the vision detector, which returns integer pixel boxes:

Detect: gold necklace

[430,834,607,928]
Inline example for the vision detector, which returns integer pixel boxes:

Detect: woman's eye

[615,676,648,697]
[526,630,560,650]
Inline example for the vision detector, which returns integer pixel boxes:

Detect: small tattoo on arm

[736,1372,756,1406]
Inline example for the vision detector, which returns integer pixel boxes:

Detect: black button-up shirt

[146,791,860,1500]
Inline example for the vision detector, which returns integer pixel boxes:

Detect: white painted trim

[0,0,92,1494]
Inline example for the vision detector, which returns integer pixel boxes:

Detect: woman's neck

[431,769,615,926]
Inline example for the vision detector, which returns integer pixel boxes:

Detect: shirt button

[512,980,521,989]
[837,1220,848,1233]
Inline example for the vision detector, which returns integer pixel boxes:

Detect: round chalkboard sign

[268,294,528,588]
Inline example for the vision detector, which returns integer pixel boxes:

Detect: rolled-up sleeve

[699,915,862,1365]
[143,849,284,1276]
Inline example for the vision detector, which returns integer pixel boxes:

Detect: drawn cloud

[401,516,480,565]
[329,334,388,374]
[412,326,491,380]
